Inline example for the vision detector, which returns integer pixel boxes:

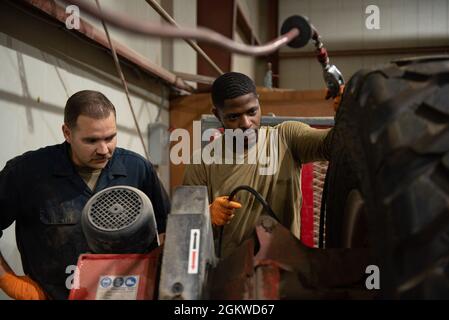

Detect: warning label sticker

[188,229,200,274]
[95,275,139,300]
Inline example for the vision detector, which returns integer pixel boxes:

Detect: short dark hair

[211,72,257,108]
[64,90,116,128]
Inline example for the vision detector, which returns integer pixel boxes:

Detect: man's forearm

[322,127,334,161]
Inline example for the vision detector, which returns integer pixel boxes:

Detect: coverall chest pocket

[39,199,81,225]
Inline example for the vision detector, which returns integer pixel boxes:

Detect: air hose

[217,185,279,258]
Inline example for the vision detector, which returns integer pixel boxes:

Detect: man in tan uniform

[183,72,333,258]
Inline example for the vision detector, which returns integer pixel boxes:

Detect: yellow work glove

[209,196,242,226]
[0,272,47,300]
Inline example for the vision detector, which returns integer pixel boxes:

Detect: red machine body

[69,247,161,300]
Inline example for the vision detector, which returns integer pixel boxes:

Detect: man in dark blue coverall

[0,90,170,300]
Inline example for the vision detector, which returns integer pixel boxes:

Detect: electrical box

[148,122,169,165]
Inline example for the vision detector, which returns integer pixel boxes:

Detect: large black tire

[323,56,449,299]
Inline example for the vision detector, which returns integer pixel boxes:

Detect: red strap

[300,163,315,247]
[316,47,328,64]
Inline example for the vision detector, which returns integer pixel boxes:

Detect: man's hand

[326,85,345,112]
[209,196,242,226]
[0,272,47,300]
